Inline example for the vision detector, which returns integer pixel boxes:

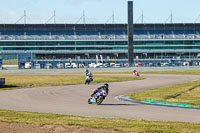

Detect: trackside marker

[142,100,194,107]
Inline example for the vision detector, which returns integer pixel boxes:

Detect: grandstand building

[0,23,200,67]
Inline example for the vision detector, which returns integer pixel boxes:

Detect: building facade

[0,23,200,66]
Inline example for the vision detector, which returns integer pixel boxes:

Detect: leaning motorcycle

[133,72,140,76]
[85,76,93,85]
[88,89,108,105]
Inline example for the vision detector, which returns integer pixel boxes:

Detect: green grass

[127,80,200,108]
[0,109,200,133]
[0,74,142,90]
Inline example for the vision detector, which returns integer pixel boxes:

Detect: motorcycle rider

[91,83,109,97]
[85,69,93,85]
[85,69,92,76]
[133,70,139,76]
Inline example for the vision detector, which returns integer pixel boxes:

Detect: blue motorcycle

[85,76,93,85]
[88,89,108,105]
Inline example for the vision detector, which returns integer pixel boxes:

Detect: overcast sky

[0,0,200,24]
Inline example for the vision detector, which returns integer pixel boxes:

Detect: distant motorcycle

[88,89,108,105]
[133,70,140,76]
[85,76,93,85]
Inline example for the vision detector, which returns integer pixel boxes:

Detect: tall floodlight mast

[141,10,144,24]
[105,11,115,24]
[83,10,86,24]
[24,10,26,24]
[112,11,115,24]
[15,10,26,25]
[54,10,56,24]
[165,10,173,24]
[128,1,134,67]
[75,10,86,24]
[45,10,56,24]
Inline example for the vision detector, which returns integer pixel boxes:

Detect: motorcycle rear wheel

[96,96,104,105]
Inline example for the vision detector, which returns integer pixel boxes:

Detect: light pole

[128,1,134,67]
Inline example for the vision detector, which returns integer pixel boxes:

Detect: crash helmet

[104,83,109,88]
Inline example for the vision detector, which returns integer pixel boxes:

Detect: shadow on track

[100,103,137,106]
[0,85,19,89]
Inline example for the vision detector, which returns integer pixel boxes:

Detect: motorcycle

[133,71,140,76]
[85,76,93,85]
[88,89,108,105]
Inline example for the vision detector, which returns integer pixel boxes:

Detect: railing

[0,49,199,54]
[0,34,199,41]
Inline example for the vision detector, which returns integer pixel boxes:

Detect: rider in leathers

[91,83,109,97]
[85,69,93,85]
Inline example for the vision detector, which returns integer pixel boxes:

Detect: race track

[0,74,200,123]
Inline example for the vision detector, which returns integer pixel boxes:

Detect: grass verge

[0,74,142,90]
[0,109,200,133]
[126,80,200,108]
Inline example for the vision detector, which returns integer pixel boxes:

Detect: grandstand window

[183,41,194,45]
[16,42,25,46]
[134,41,143,45]
[3,48,14,50]
[193,41,200,45]
[165,41,183,45]
[164,41,184,45]
[37,42,45,46]
[184,46,193,49]
[76,41,94,45]
[3,42,15,46]
[58,42,74,45]
[115,41,127,45]
[95,42,104,45]
[96,47,113,50]
[46,42,56,46]
[145,41,164,45]
[105,41,115,45]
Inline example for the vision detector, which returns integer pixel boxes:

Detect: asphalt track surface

[0,74,200,123]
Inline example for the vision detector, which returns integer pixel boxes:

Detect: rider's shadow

[100,103,137,106]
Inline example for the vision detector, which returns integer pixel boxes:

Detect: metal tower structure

[45,10,56,24]
[128,1,134,66]
[15,10,26,25]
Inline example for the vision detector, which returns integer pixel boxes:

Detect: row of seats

[0,34,199,40]
[1,30,198,34]
[134,34,200,39]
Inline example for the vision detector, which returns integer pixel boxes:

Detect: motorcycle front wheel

[88,98,92,104]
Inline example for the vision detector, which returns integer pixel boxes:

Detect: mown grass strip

[0,109,200,133]
[127,80,200,108]
[0,74,142,90]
